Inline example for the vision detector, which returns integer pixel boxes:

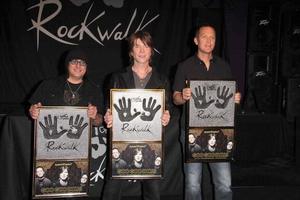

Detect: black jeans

[102,179,160,200]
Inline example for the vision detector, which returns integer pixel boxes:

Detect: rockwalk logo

[27,0,159,50]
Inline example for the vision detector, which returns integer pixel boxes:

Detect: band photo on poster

[111,143,162,178]
[34,160,89,197]
[32,106,91,198]
[110,89,164,179]
[186,128,234,161]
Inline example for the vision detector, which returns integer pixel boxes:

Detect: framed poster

[187,80,236,162]
[32,106,91,199]
[110,89,164,179]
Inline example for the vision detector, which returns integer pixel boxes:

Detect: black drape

[0,0,192,198]
[0,0,192,106]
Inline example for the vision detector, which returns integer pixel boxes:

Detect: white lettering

[27,0,160,51]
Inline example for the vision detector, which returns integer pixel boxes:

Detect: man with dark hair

[28,48,102,126]
[102,31,171,200]
[35,166,52,194]
[188,133,201,153]
[173,24,241,200]
[111,148,127,173]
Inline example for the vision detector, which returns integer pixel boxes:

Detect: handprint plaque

[111,89,164,141]
[188,80,236,127]
[35,106,91,159]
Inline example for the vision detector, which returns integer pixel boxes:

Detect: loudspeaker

[247,53,272,74]
[296,117,300,167]
[280,6,300,78]
[245,53,280,113]
[247,4,279,52]
[286,78,300,119]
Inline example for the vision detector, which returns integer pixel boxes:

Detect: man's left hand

[88,104,97,119]
[161,110,170,127]
[235,92,241,104]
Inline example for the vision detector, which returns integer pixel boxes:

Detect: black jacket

[107,66,171,111]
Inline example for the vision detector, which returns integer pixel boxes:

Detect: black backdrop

[0,0,192,106]
[0,0,192,198]
[0,0,253,198]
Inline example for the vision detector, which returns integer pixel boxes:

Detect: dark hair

[122,144,155,168]
[112,147,120,157]
[188,133,196,144]
[197,129,227,152]
[112,147,119,152]
[36,166,45,171]
[47,161,81,186]
[64,48,88,79]
[128,31,154,65]
[194,23,216,37]
[35,166,46,177]
[65,48,89,66]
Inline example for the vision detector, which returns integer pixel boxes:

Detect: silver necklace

[66,81,83,99]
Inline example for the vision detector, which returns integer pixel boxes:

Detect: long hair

[128,31,154,65]
[122,144,155,168]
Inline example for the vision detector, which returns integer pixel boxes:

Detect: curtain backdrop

[0,0,192,106]
[0,0,192,198]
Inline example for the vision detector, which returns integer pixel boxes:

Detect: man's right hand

[29,102,42,119]
[173,88,192,105]
[104,109,113,128]
[182,88,192,101]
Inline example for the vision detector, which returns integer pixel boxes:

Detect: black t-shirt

[173,55,234,130]
[29,76,103,114]
[173,55,233,92]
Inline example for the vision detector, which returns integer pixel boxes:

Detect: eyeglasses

[69,59,87,67]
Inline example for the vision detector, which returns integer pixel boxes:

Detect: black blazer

[107,66,171,111]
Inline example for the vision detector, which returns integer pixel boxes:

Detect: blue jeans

[184,162,232,200]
